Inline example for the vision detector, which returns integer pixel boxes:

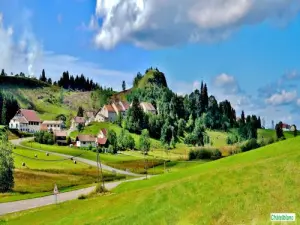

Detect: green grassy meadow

[2,136,300,224]
[0,147,125,203]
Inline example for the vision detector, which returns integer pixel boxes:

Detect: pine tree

[241,110,245,125]
[203,83,208,111]
[0,69,6,76]
[1,100,7,125]
[77,106,84,117]
[122,81,126,91]
[47,78,52,85]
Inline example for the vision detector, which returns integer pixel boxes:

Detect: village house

[85,111,96,126]
[112,101,130,117]
[95,105,117,122]
[53,130,68,145]
[97,128,107,139]
[41,120,64,132]
[71,116,86,129]
[140,102,156,114]
[9,109,42,133]
[75,134,96,148]
[282,123,291,131]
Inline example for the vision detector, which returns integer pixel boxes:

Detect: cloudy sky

[1,0,300,127]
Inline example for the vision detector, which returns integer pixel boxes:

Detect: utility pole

[96,146,105,191]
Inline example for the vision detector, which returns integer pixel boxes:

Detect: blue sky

[1,0,300,127]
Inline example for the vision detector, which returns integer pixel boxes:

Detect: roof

[120,101,130,110]
[100,128,107,136]
[85,111,95,118]
[19,109,41,122]
[104,105,116,113]
[76,134,95,142]
[40,124,48,131]
[42,120,63,125]
[282,123,290,128]
[54,131,67,137]
[73,117,86,123]
[13,116,28,124]
[114,102,125,112]
[97,137,107,145]
[141,102,156,111]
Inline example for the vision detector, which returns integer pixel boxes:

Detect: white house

[76,134,96,148]
[95,105,117,122]
[112,101,130,117]
[71,117,86,129]
[97,128,107,138]
[9,109,42,133]
[85,111,96,126]
[41,120,63,132]
[140,102,156,114]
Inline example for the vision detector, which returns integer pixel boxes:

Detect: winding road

[0,177,146,216]
[0,138,149,216]
[10,138,141,177]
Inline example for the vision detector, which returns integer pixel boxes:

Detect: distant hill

[0,76,102,126]
[111,68,168,102]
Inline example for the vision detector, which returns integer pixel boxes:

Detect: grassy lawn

[257,128,297,140]
[0,147,125,203]
[21,141,164,174]
[3,136,300,224]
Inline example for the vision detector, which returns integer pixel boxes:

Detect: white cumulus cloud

[266,90,297,106]
[91,0,300,49]
[213,73,240,94]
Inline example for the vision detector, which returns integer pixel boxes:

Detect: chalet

[85,111,96,125]
[97,128,107,138]
[95,105,117,122]
[9,109,41,133]
[76,134,96,148]
[71,117,86,129]
[96,137,107,147]
[42,120,63,132]
[54,130,68,145]
[282,123,291,131]
[140,102,156,114]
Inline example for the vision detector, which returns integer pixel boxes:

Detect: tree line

[123,79,262,148]
[0,91,19,125]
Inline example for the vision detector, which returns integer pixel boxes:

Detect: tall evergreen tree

[77,106,84,117]
[40,69,47,82]
[47,78,52,85]
[0,69,6,76]
[122,81,126,91]
[203,83,208,111]
[1,100,7,125]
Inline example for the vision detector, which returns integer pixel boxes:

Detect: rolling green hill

[1,77,102,125]
[2,136,300,224]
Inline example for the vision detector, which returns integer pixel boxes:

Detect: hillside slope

[3,137,300,224]
[1,79,100,125]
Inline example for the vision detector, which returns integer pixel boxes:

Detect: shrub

[196,149,212,159]
[189,148,221,160]
[266,137,274,145]
[78,194,87,200]
[88,144,93,151]
[211,149,222,160]
[227,133,239,145]
[241,138,259,152]
[95,184,107,193]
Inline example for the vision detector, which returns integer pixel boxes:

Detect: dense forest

[123,69,262,148]
[0,91,19,125]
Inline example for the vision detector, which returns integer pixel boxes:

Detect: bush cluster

[189,148,222,160]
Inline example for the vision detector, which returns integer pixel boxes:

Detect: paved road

[0,177,147,216]
[10,138,141,177]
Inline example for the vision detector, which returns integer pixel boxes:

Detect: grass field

[0,147,125,203]
[3,135,300,224]
[22,141,165,174]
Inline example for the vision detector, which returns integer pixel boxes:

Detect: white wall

[76,141,96,148]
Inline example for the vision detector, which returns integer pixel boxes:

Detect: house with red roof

[97,128,107,139]
[71,116,86,129]
[9,109,42,133]
[95,104,117,122]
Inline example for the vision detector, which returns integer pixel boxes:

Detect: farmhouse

[9,109,41,133]
[41,120,63,132]
[71,116,86,129]
[282,123,291,131]
[140,102,156,114]
[112,101,130,117]
[76,134,96,148]
[54,130,68,145]
[95,105,117,122]
[97,128,107,138]
[85,111,96,125]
